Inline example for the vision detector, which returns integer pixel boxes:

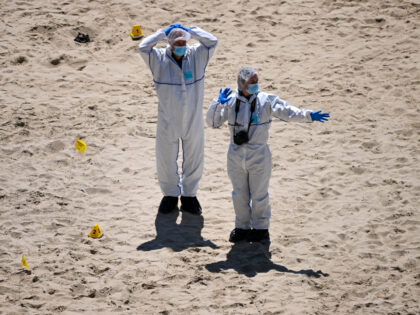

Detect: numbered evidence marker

[130,25,143,40]
[88,224,103,238]
[75,139,86,153]
[21,254,30,270]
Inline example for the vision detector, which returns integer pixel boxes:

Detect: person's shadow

[205,241,329,278]
[137,210,217,252]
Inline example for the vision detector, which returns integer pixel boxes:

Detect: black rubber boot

[158,196,178,214]
[180,196,202,215]
[246,229,270,242]
[229,228,251,243]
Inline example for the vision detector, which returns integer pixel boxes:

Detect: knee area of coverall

[155,139,179,168]
[179,140,204,197]
[229,175,250,202]
[232,190,250,207]
[251,192,270,205]
[180,140,204,168]
[250,191,271,229]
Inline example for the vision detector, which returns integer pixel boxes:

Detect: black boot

[158,196,178,214]
[180,196,202,215]
[229,228,250,243]
[246,229,270,242]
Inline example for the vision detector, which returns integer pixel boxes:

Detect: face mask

[247,83,259,94]
[173,46,187,57]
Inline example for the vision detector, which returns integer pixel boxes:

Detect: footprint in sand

[46,140,65,153]
[360,140,381,153]
[349,165,366,175]
[50,56,64,66]
[84,187,112,195]
[13,56,27,65]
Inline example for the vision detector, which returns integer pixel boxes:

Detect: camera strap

[234,97,257,135]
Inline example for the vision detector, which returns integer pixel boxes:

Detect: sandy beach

[0,0,419,313]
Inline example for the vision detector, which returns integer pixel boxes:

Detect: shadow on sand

[137,209,216,252]
[205,241,329,278]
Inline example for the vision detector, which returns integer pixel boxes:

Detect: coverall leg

[248,145,272,229]
[156,134,181,196]
[180,128,204,197]
[227,151,252,229]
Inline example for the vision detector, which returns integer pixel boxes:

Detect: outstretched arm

[270,96,314,122]
[206,88,232,128]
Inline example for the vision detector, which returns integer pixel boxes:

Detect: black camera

[233,130,249,145]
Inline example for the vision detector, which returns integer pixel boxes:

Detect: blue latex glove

[310,110,330,123]
[164,24,180,35]
[178,25,189,32]
[164,24,188,35]
[218,88,232,104]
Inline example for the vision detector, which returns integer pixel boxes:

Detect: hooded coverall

[138,27,217,197]
[206,91,313,229]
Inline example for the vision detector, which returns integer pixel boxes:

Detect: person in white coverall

[138,24,217,215]
[206,67,330,242]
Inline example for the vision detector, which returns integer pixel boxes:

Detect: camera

[233,130,249,145]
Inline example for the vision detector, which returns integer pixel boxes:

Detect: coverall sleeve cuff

[306,111,313,122]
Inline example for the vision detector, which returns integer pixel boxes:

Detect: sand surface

[1,0,419,313]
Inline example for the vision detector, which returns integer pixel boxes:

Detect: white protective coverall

[138,27,217,197]
[206,91,313,229]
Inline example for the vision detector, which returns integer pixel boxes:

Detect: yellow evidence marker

[75,139,86,153]
[130,25,143,40]
[88,224,103,238]
[21,254,30,270]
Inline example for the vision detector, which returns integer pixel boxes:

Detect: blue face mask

[247,83,259,95]
[173,46,187,57]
